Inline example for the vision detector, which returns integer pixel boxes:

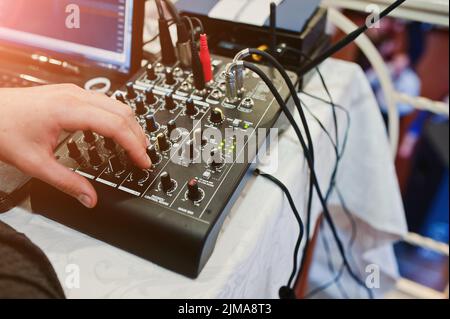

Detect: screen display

[0,0,134,73]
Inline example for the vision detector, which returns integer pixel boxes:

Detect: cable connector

[191,41,205,91]
[199,34,213,83]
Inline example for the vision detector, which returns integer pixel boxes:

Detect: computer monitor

[0,0,144,74]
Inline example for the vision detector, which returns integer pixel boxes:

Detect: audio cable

[253,169,304,300]
[238,60,373,299]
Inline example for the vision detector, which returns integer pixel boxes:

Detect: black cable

[254,169,304,299]
[143,20,175,47]
[299,96,350,298]
[299,0,407,74]
[242,61,373,299]
[239,49,316,284]
[299,92,364,299]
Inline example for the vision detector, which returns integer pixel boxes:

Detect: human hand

[0,84,151,208]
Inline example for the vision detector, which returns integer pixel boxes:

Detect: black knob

[209,107,224,125]
[145,88,157,105]
[165,93,176,110]
[165,68,176,85]
[83,131,96,144]
[67,140,81,159]
[145,115,159,133]
[187,178,202,201]
[210,149,223,169]
[160,171,175,193]
[104,137,116,152]
[185,98,197,116]
[146,145,160,164]
[135,97,147,115]
[88,147,103,166]
[126,82,136,99]
[194,128,207,147]
[167,119,177,137]
[116,92,126,103]
[109,156,125,173]
[157,133,170,152]
[146,64,157,81]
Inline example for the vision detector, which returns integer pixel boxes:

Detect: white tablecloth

[0,59,407,299]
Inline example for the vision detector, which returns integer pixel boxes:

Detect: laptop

[0,0,144,92]
[0,0,145,212]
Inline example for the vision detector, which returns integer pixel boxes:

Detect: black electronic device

[30,54,298,278]
[175,0,329,78]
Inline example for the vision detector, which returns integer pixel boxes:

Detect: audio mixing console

[30,55,297,278]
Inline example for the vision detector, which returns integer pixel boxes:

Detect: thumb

[34,157,98,208]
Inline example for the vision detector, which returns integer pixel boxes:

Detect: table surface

[0,59,408,299]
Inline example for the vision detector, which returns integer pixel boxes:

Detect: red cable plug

[199,34,213,83]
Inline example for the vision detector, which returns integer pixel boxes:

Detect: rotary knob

[157,133,170,152]
[209,107,224,125]
[145,88,157,105]
[194,128,207,148]
[160,171,176,193]
[209,148,223,169]
[146,64,157,81]
[145,115,159,133]
[115,92,126,103]
[187,179,202,202]
[165,68,176,85]
[88,147,103,167]
[83,131,96,144]
[165,93,176,111]
[67,140,81,159]
[185,98,197,116]
[126,82,136,99]
[103,137,116,152]
[135,97,147,116]
[146,145,160,164]
[130,166,148,184]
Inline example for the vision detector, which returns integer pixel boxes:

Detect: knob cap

[194,128,207,147]
[146,145,160,164]
[210,148,223,169]
[135,97,147,115]
[157,133,170,152]
[167,119,177,136]
[145,88,157,105]
[104,137,116,152]
[165,68,176,85]
[146,64,157,81]
[187,179,202,201]
[115,92,126,103]
[185,98,197,116]
[126,82,136,99]
[145,115,159,133]
[88,147,103,166]
[67,140,81,159]
[160,171,175,193]
[83,131,96,144]
[209,107,224,125]
[165,93,176,110]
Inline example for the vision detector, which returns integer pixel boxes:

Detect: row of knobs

[160,172,202,202]
[146,65,179,86]
[68,133,204,202]
[119,84,225,124]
